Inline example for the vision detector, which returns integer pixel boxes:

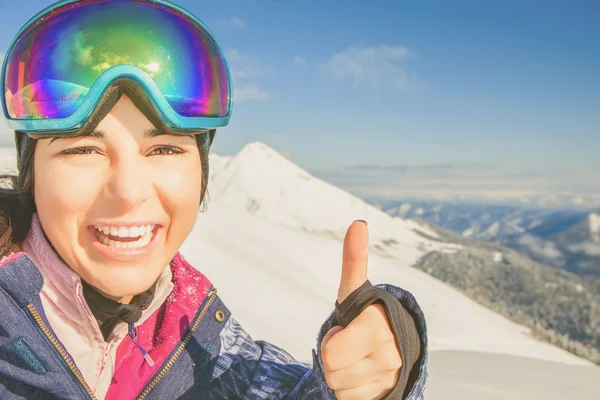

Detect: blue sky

[1,0,599,205]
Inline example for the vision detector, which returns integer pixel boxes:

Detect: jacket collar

[0,251,42,307]
[20,214,175,340]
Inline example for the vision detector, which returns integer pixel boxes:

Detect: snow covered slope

[194,142,591,366]
[0,147,17,174]
[183,200,591,366]
[208,142,458,266]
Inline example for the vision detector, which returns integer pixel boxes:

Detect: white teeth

[94,224,155,249]
[95,224,155,238]
[128,226,140,237]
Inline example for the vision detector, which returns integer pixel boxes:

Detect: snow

[184,200,591,366]
[589,213,599,233]
[0,147,17,175]
[528,218,544,230]
[568,241,600,256]
[427,351,600,400]
[517,234,563,260]
[208,153,233,176]
[589,212,600,241]
[185,142,591,367]
[482,222,500,238]
[398,203,412,217]
[208,141,457,265]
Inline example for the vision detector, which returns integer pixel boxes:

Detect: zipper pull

[128,324,155,367]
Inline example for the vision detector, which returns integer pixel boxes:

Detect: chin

[86,263,166,299]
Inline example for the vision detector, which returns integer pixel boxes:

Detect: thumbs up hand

[321,221,402,400]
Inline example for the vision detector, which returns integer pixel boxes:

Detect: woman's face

[33,95,203,300]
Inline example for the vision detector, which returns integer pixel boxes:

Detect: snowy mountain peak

[236,141,291,165]
[225,141,310,178]
[239,141,281,157]
[208,141,456,264]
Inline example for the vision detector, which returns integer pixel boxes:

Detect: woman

[0,1,429,399]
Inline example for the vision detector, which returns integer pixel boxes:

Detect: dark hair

[0,80,215,256]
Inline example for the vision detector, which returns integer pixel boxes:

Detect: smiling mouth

[93,224,158,249]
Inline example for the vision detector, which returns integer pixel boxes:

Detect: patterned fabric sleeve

[209,284,428,399]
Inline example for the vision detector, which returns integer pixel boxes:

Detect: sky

[0,0,599,205]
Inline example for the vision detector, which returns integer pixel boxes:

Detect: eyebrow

[145,128,202,139]
[48,129,106,144]
[144,128,173,138]
[46,127,201,144]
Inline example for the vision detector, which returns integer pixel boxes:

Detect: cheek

[156,156,203,232]
[157,163,202,201]
[35,165,101,214]
[33,156,103,245]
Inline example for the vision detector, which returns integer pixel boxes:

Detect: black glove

[335,280,422,399]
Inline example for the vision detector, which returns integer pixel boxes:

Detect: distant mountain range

[502,211,600,279]
[413,223,600,365]
[367,198,600,280]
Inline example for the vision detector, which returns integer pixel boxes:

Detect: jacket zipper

[26,303,97,400]
[136,288,217,399]
[26,288,217,400]
[129,323,155,366]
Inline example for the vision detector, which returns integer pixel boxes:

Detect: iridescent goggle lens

[2,0,232,132]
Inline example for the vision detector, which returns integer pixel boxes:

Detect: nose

[104,152,152,210]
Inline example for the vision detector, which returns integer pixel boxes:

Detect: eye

[148,145,185,156]
[59,146,102,156]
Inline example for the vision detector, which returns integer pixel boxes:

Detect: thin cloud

[347,163,459,172]
[292,56,307,67]
[348,165,410,173]
[311,164,600,206]
[226,49,265,79]
[225,49,269,102]
[219,16,248,29]
[321,44,420,90]
[234,84,269,102]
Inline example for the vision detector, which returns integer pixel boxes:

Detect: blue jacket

[0,252,428,399]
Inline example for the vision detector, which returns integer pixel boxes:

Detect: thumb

[337,220,369,304]
[321,325,344,349]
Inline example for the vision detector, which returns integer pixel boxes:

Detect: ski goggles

[1,0,232,135]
